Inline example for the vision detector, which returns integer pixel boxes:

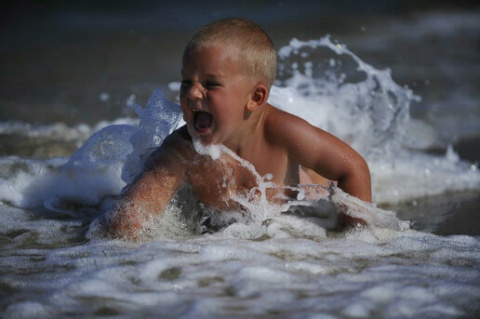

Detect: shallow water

[1,2,480,318]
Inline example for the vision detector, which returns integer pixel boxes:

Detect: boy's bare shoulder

[163,125,192,145]
[263,104,313,143]
[145,125,194,168]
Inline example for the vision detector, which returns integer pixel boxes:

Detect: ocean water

[1,2,480,318]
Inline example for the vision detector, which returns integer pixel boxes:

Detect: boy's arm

[268,109,371,228]
[267,107,372,202]
[105,132,188,240]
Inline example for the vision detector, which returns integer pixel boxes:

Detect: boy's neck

[223,103,271,155]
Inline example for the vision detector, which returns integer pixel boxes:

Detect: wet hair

[185,17,277,88]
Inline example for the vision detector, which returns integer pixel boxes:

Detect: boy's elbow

[359,156,371,181]
[338,157,372,203]
[354,157,372,202]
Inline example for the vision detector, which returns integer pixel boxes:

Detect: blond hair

[185,18,277,88]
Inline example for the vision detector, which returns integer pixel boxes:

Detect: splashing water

[275,36,420,159]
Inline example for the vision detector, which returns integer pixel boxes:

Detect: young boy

[104,18,371,239]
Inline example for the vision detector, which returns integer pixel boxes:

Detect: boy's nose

[188,83,204,100]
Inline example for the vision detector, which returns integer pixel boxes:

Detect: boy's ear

[246,84,268,111]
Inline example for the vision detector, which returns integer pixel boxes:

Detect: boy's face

[180,44,256,146]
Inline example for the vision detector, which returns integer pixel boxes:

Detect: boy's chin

[187,125,214,145]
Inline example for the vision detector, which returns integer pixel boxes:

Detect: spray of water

[275,36,422,159]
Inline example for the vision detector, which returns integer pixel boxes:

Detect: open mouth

[194,111,213,132]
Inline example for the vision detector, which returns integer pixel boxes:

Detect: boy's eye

[205,81,220,88]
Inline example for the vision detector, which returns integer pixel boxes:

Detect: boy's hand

[329,184,369,230]
[106,208,144,241]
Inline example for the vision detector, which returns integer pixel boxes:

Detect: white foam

[4,301,53,319]
[2,212,479,318]
[190,135,223,160]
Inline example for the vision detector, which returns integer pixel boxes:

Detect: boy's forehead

[182,44,243,68]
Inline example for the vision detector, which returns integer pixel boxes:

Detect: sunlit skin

[106,43,371,239]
